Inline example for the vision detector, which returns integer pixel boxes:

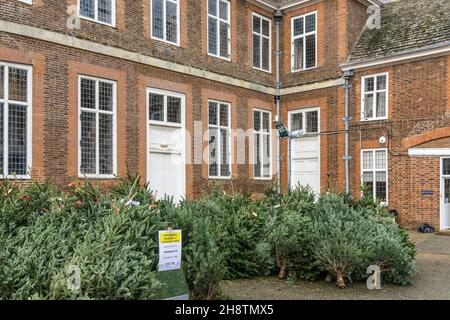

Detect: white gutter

[342,43,450,71]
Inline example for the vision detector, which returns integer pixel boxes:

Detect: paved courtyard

[222,232,450,300]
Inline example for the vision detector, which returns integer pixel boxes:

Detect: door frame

[287,107,321,192]
[146,87,186,200]
[440,157,450,230]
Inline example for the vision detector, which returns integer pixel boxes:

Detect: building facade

[0,0,449,229]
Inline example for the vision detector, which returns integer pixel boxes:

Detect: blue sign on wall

[421,190,434,196]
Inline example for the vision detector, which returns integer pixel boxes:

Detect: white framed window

[253,109,271,179]
[361,149,388,204]
[289,108,319,134]
[361,73,388,120]
[18,0,32,4]
[151,0,180,46]
[148,88,183,127]
[207,0,231,60]
[252,13,271,73]
[208,100,231,178]
[78,0,116,27]
[291,11,317,72]
[0,63,32,179]
[78,76,117,178]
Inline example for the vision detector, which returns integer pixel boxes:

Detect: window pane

[0,66,4,99]
[364,93,374,118]
[208,101,217,125]
[262,19,270,37]
[220,128,229,176]
[149,93,164,121]
[291,113,303,132]
[166,0,178,43]
[375,150,386,169]
[253,15,261,33]
[80,0,95,19]
[443,159,450,175]
[305,34,316,68]
[305,13,315,33]
[365,77,375,92]
[293,17,303,36]
[99,81,113,111]
[8,67,28,102]
[167,96,181,124]
[253,34,261,69]
[152,0,164,39]
[362,172,374,197]
[377,75,387,90]
[262,37,270,71]
[262,112,270,132]
[376,92,386,118]
[362,151,373,170]
[293,38,303,70]
[376,173,387,202]
[219,21,229,58]
[263,134,270,177]
[208,17,218,55]
[99,113,113,175]
[208,0,216,16]
[219,0,228,20]
[219,103,228,126]
[306,111,318,133]
[8,104,27,176]
[209,128,218,176]
[80,78,96,110]
[253,111,261,132]
[0,103,3,175]
[98,0,112,24]
[254,133,261,177]
[80,111,96,175]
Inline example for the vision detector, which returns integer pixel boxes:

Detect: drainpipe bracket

[342,116,352,121]
[343,84,352,90]
[343,156,353,160]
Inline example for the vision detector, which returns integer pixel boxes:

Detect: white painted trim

[146,87,186,200]
[409,148,450,157]
[252,108,273,180]
[440,158,450,230]
[77,75,118,179]
[360,72,389,121]
[360,148,389,205]
[207,99,232,179]
[252,12,272,74]
[18,0,33,4]
[150,0,181,47]
[287,106,321,193]
[207,0,231,61]
[0,62,32,180]
[342,44,450,71]
[77,0,117,28]
[291,11,317,72]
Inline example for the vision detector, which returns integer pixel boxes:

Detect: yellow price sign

[159,230,181,244]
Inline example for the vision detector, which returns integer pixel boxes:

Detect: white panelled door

[441,158,450,230]
[147,89,185,203]
[289,108,320,194]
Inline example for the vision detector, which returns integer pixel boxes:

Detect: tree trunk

[336,271,346,289]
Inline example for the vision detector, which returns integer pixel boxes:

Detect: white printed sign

[158,230,182,272]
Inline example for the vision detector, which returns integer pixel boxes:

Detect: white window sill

[254,177,273,181]
[0,175,32,180]
[151,36,180,47]
[78,15,116,28]
[291,65,317,73]
[253,66,272,74]
[207,53,231,62]
[360,117,388,122]
[78,174,117,180]
[208,176,232,181]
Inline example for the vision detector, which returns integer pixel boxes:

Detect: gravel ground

[221,232,450,300]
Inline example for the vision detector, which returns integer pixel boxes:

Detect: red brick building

[0,0,449,229]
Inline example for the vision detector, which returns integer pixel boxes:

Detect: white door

[147,89,185,203]
[441,158,450,230]
[289,108,320,194]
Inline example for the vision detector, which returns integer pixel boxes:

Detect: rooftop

[348,0,450,63]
